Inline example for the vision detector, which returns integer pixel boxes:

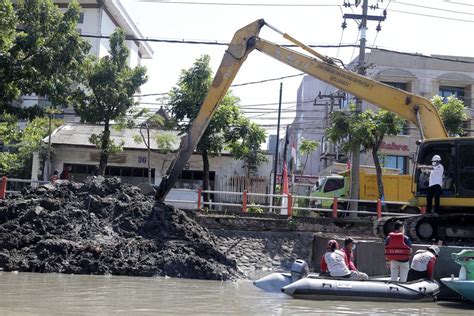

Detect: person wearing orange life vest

[384,221,412,282]
[407,245,440,281]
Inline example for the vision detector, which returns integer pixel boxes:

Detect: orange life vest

[385,232,411,261]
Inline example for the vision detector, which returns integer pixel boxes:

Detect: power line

[443,1,474,7]
[387,8,474,23]
[392,0,474,16]
[136,0,340,7]
[62,32,474,65]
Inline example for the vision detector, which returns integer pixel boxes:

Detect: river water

[0,272,471,315]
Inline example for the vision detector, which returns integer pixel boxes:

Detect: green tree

[0,114,62,177]
[226,116,267,178]
[432,95,468,136]
[72,29,147,175]
[0,0,90,118]
[168,55,242,201]
[299,138,320,174]
[327,108,403,209]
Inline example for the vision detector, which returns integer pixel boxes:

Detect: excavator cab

[416,138,474,208]
[415,140,457,199]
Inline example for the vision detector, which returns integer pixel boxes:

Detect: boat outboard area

[253,259,315,293]
[253,259,440,302]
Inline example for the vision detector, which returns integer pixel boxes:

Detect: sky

[119,0,474,137]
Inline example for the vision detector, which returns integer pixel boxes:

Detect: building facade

[33,124,274,204]
[290,49,474,176]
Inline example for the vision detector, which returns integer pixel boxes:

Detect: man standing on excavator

[417,155,444,213]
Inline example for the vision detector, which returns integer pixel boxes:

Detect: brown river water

[0,272,472,315]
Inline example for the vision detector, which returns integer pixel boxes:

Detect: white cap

[428,245,440,256]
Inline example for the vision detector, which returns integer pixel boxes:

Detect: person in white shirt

[324,240,368,280]
[417,154,444,213]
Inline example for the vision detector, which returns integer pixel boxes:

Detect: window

[67,164,154,184]
[323,178,345,193]
[78,13,84,24]
[176,170,215,190]
[458,143,474,194]
[382,81,407,91]
[379,155,407,174]
[439,86,464,102]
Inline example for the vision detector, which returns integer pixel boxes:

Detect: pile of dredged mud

[0,177,242,280]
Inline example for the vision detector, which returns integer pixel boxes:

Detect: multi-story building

[290,49,474,176]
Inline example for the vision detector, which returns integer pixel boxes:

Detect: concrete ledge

[188,210,374,234]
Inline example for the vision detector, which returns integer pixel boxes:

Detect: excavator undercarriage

[376,214,474,244]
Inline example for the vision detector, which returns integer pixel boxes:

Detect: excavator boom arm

[156,19,448,200]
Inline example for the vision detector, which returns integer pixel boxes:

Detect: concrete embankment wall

[212,230,314,278]
[189,211,375,277]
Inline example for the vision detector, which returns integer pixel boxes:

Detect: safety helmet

[427,245,440,257]
[431,155,441,162]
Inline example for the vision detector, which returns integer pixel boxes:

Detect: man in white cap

[417,155,444,213]
[407,245,440,281]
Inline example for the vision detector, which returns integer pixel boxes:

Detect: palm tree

[299,138,320,174]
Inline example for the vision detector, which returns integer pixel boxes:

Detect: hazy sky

[120,0,474,134]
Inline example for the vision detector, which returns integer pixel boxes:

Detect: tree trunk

[302,155,309,174]
[202,150,210,203]
[372,139,387,211]
[98,121,110,176]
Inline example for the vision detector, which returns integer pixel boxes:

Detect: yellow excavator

[156,19,474,243]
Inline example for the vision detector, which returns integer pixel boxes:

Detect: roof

[54,0,153,58]
[104,0,153,58]
[48,123,180,151]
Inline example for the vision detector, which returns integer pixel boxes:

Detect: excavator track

[376,213,474,244]
[374,215,414,239]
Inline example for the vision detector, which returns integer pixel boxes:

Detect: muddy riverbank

[0,177,242,280]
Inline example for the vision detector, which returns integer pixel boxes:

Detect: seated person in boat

[322,240,368,280]
[407,245,440,281]
[342,238,368,279]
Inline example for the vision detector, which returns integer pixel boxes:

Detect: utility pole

[342,0,385,217]
[272,83,283,206]
[317,91,346,170]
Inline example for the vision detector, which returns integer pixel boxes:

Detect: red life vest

[385,232,411,261]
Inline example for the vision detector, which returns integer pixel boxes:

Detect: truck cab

[310,175,347,209]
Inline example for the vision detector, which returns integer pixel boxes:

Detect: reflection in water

[0,272,468,315]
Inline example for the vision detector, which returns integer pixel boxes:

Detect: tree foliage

[168,55,267,198]
[226,116,267,177]
[0,0,90,118]
[0,114,62,177]
[72,29,147,175]
[326,108,403,201]
[431,95,468,136]
[299,138,319,174]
